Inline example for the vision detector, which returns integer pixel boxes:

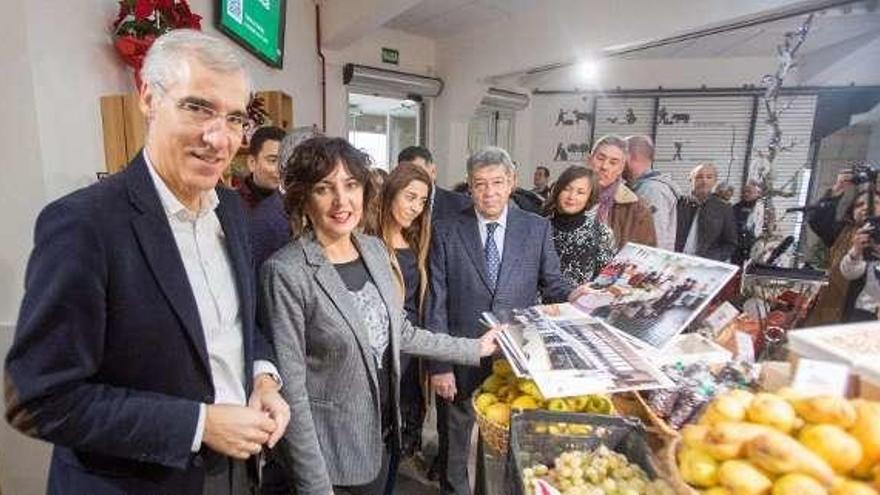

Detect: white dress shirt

[145,153,278,451]
[476,204,509,260]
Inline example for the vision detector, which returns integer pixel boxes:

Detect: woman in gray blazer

[259,137,498,495]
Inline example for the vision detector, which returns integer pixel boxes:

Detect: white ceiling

[385,0,540,39]
[380,0,880,85]
[623,8,880,60]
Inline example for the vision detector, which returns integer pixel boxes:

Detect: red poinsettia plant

[111,0,202,88]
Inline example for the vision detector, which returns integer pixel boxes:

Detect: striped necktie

[485,222,501,290]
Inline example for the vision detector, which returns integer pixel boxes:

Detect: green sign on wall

[217,0,287,68]
[382,47,400,65]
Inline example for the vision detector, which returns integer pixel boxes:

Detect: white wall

[1,0,53,490]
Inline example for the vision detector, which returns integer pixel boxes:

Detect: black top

[333,257,393,434]
[395,248,421,325]
[550,210,616,286]
[334,257,370,291]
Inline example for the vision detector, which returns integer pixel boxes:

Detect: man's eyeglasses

[175,99,249,135]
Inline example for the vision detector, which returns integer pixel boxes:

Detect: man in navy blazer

[425,147,576,495]
[4,31,289,494]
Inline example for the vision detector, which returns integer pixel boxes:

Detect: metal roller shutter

[653,96,755,199]
[592,97,655,146]
[751,94,818,240]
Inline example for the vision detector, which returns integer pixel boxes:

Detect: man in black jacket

[675,163,737,262]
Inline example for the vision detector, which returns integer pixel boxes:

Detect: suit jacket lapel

[456,211,493,292]
[496,207,524,291]
[302,235,379,393]
[125,155,211,376]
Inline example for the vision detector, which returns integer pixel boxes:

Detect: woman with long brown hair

[364,162,433,492]
[543,166,616,285]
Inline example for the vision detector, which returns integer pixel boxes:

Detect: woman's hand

[850,224,873,259]
[479,326,503,357]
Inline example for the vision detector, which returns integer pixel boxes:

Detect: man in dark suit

[4,30,289,495]
[425,146,577,495]
[675,163,738,262]
[398,145,470,221]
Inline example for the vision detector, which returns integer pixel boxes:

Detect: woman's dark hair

[282,137,374,237]
[542,166,599,217]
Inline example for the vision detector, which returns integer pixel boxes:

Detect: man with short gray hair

[5,30,289,494]
[426,146,575,495]
[625,135,678,251]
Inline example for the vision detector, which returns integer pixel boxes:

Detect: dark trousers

[436,397,475,495]
[259,456,292,495]
[202,452,252,495]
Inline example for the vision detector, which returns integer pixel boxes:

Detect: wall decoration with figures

[530,94,594,176]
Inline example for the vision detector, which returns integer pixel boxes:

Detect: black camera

[867,217,880,245]
[851,163,879,185]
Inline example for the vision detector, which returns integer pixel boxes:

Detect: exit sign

[382,47,399,65]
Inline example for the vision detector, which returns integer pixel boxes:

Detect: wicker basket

[472,394,511,455]
[661,437,700,495]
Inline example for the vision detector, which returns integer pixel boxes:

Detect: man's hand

[203,404,277,459]
[479,326,502,357]
[431,372,457,401]
[248,374,290,449]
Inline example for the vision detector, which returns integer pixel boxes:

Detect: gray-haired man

[5,30,288,494]
[425,147,575,494]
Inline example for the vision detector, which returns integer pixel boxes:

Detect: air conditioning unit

[480,87,529,111]
[343,64,443,98]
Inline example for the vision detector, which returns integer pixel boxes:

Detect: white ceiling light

[576,59,600,82]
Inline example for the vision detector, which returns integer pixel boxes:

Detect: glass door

[348,93,420,170]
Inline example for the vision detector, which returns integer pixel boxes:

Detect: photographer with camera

[838,192,880,321]
[807,169,858,248]
[804,165,880,325]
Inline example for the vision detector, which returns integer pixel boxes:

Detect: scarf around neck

[597,179,621,224]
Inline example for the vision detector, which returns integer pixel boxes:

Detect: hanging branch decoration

[753,14,814,239]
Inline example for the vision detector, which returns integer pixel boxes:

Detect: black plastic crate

[506,410,658,495]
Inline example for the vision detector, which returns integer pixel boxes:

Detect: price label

[735,331,755,363]
[791,358,851,397]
